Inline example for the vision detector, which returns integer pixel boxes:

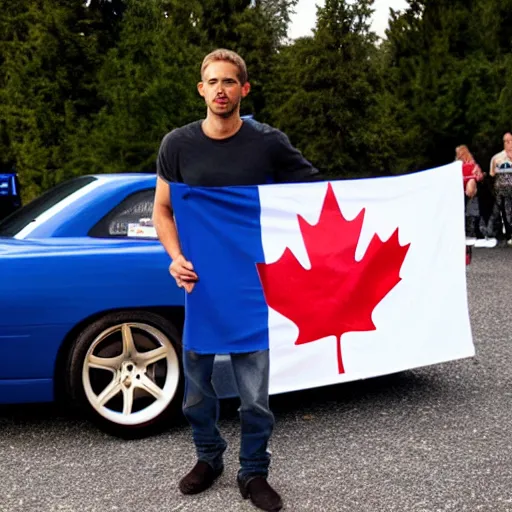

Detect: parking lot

[1,248,511,512]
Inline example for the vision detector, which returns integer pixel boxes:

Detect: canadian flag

[171,161,474,395]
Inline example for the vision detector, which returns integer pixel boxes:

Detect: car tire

[65,310,184,439]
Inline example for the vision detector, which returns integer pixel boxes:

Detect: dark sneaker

[237,475,283,511]
[178,461,223,495]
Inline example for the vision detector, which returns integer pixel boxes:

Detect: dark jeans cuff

[199,456,224,472]
[237,469,269,483]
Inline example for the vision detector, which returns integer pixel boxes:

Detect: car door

[87,187,184,309]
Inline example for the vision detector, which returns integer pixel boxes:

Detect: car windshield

[0,176,97,237]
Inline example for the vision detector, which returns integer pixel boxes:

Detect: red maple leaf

[256,183,410,374]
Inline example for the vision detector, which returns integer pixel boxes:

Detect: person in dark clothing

[477,173,499,244]
[490,133,512,246]
[152,48,320,512]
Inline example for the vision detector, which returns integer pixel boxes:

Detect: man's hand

[169,254,198,293]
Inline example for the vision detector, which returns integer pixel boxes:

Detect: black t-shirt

[156,120,320,187]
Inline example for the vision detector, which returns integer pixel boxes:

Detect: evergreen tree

[265,0,384,177]
[384,0,512,171]
[65,0,204,176]
[0,0,110,200]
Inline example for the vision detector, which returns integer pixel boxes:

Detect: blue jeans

[182,349,274,480]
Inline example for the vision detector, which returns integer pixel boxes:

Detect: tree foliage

[63,0,205,177]
[1,0,511,200]
[265,0,391,177]
[0,0,107,197]
[384,0,512,171]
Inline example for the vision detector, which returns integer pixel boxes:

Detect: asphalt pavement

[1,247,511,512]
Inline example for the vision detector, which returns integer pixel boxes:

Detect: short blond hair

[201,49,248,84]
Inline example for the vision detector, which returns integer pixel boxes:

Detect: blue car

[0,174,197,438]
[0,172,473,439]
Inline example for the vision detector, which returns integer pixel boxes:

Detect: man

[153,49,320,512]
[489,133,512,246]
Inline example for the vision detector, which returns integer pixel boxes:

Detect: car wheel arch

[53,306,184,403]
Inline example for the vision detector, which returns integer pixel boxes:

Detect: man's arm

[152,176,182,260]
[153,140,198,292]
[271,130,323,183]
[153,177,198,291]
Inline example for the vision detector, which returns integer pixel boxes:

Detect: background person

[489,133,512,247]
[455,145,484,244]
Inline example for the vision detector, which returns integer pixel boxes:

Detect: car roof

[6,173,158,240]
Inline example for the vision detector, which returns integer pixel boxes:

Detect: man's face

[504,133,512,152]
[198,61,250,118]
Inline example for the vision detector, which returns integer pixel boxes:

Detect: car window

[89,188,157,239]
[0,176,97,237]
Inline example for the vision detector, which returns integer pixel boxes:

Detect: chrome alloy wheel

[82,322,180,426]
